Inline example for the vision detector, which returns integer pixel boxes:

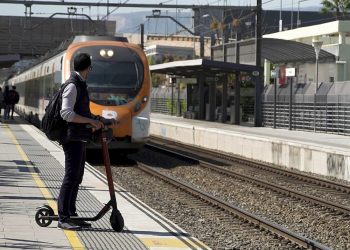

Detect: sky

[0,0,323,18]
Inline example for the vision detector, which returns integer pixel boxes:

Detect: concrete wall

[146,34,212,58]
[296,62,335,83]
[338,44,350,81]
[0,16,115,56]
[150,120,350,181]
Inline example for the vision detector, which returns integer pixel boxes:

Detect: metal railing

[263,102,350,135]
[151,98,187,116]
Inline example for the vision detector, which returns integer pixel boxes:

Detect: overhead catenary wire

[150,1,330,41]
[100,0,130,20]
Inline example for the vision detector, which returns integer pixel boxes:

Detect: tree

[151,73,166,88]
[147,56,155,66]
[210,20,219,45]
[321,0,350,20]
[231,18,242,40]
[232,18,241,29]
[210,19,225,45]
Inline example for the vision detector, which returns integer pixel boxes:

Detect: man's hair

[74,53,91,71]
[12,86,16,90]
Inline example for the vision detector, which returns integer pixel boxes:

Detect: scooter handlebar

[86,117,117,129]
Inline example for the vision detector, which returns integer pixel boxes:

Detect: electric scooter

[35,125,124,232]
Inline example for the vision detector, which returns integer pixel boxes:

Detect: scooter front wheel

[35,206,54,227]
[110,209,124,232]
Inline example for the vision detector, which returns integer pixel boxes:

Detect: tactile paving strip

[11,124,148,250]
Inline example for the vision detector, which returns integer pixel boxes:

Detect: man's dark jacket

[60,72,92,143]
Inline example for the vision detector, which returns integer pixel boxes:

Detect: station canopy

[261,38,335,64]
[150,38,335,77]
[150,58,258,77]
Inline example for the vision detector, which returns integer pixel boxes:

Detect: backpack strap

[61,82,81,106]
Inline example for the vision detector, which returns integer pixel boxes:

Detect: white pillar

[264,59,271,86]
[312,36,320,43]
[339,32,346,45]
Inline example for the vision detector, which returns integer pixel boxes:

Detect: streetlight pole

[254,0,263,126]
[274,66,280,128]
[297,0,301,27]
[223,0,228,62]
[199,14,209,58]
[291,0,294,29]
[297,0,308,28]
[312,39,323,132]
[279,0,282,31]
[107,0,109,21]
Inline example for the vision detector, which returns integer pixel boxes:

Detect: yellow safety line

[4,125,85,250]
[140,237,210,249]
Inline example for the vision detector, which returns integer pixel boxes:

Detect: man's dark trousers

[58,141,86,221]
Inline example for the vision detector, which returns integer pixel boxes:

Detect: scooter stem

[100,132,117,207]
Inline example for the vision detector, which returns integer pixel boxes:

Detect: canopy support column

[198,75,205,120]
[221,74,228,123]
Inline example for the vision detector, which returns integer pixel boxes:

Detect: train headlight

[142,96,148,103]
[100,49,114,58]
[107,50,114,57]
[100,50,107,57]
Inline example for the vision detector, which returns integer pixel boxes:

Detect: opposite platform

[150,113,350,182]
[0,117,209,250]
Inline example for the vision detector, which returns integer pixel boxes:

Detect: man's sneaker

[57,221,81,231]
[69,213,92,228]
[72,220,91,228]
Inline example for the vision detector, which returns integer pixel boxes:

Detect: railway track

[148,136,350,215]
[90,136,350,248]
[136,162,329,250]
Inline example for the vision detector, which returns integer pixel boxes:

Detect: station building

[144,44,194,64]
[263,20,350,82]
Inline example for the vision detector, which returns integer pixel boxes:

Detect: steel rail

[149,135,350,194]
[199,161,350,214]
[137,163,330,250]
[148,139,350,214]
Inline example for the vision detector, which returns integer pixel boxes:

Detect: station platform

[150,113,350,182]
[0,117,209,250]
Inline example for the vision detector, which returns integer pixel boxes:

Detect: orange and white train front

[64,37,151,150]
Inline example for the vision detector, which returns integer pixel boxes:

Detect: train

[7,35,151,151]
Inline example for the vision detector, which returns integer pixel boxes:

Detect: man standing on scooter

[58,53,104,230]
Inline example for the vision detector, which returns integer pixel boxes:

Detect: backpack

[14,91,19,104]
[0,93,4,109]
[7,90,19,104]
[41,84,68,141]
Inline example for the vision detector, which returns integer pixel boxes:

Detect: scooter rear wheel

[35,206,54,227]
[110,209,124,232]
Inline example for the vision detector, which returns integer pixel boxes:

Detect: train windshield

[72,45,144,106]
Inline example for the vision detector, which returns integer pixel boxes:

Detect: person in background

[7,86,20,119]
[57,53,104,231]
[3,85,10,120]
[0,87,4,118]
